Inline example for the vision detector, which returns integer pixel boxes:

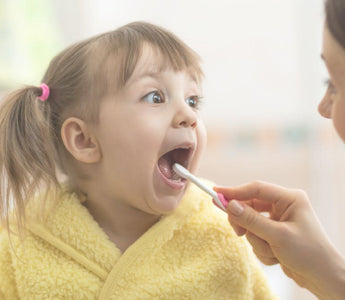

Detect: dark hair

[325,0,345,49]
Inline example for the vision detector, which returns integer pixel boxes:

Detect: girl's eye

[186,95,202,109]
[142,91,165,104]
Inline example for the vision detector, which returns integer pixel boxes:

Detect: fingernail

[228,200,244,216]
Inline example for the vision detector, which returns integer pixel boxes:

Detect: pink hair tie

[38,83,50,101]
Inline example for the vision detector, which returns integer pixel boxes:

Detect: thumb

[227,200,278,241]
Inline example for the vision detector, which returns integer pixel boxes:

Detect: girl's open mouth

[157,147,193,189]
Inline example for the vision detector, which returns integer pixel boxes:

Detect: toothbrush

[173,163,228,212]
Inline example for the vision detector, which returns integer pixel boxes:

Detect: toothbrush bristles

[172,163,225,210]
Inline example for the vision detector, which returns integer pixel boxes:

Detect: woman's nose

[172,102,197,129]
[318,92,333,119]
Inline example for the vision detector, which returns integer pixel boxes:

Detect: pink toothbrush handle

[213,193,230,211]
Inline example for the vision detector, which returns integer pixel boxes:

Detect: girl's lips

[156,165,187,190]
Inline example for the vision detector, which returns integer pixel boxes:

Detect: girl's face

[93,46,207,215]
[320,25,345,142]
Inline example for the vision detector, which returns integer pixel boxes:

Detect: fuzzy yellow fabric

[0,184,278,299]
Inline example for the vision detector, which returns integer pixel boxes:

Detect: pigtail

[0,86,58,232]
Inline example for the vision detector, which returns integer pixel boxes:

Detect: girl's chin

[149,194,183,215]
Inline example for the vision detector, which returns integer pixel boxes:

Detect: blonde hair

[0,21,203,233]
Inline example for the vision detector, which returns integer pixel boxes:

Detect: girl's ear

[61,117,101,163]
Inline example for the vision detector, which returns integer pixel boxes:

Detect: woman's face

[320,25,345,142]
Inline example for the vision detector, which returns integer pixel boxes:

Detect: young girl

[0,22,277,299]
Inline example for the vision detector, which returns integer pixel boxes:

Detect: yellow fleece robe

[0,184,278,299]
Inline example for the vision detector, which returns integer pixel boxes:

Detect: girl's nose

[172,102,197,129]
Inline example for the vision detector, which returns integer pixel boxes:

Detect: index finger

[243,199,272,212]
[214,181,295,205]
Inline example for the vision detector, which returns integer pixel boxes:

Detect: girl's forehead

[129,44,199,85]
[132,46,162,76]
[134,45,171,74]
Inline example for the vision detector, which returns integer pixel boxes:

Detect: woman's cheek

[333,101,345,142]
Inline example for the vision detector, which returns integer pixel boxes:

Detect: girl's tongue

[158,154,181,181]
[158,156,172,178]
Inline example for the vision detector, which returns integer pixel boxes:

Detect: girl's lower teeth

[171,172,182,181]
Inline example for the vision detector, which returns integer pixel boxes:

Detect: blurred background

[1,0,344,299]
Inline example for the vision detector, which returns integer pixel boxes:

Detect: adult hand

[214,181,345,300]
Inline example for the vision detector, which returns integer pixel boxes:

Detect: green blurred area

[0,0,62,90]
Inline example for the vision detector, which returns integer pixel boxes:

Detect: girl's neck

[82,194,161,253]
